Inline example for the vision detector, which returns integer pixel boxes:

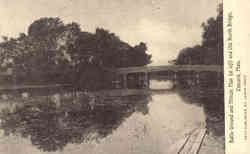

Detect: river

[0,80,224,154]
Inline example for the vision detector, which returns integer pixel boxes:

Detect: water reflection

[152,78,225,137]
[0,80,224,153]
[176,88,224,137]
[149,80,174,90]
[0,93,151,152]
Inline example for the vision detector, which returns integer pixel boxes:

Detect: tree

[201,3,223,65]
[69,27,152,90]
[176,45,204,65]
[176,3,223,65]
[0,17,82,84]
[0,17,152,88]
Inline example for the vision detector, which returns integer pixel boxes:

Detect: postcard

[0,0,248,154]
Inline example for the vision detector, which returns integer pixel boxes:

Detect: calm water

[0,81,211,154]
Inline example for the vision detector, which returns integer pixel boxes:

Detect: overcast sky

[0,0,221,65]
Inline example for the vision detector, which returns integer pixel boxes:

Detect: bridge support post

[143,72,149,89]
[195,72,200,86]
[122,74,128,89]
[216,72,222,89]
[173,72,178,85]
[174,72,177,80]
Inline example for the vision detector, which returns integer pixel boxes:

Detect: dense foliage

[0,17,151,90]
[176,4,223,65]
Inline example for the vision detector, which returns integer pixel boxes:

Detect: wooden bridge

[111,65,223,89]
[114,65,223,74]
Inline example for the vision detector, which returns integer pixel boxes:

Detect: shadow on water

[0,93,151,152]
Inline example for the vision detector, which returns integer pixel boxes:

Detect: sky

[0,0,221,65]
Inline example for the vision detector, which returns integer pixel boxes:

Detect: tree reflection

[0,94,151,152]
[176,88,224,137]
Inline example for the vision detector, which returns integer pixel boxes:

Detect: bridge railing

[114,65,223,74]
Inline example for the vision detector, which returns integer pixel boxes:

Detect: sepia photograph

[0,0,224,154]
